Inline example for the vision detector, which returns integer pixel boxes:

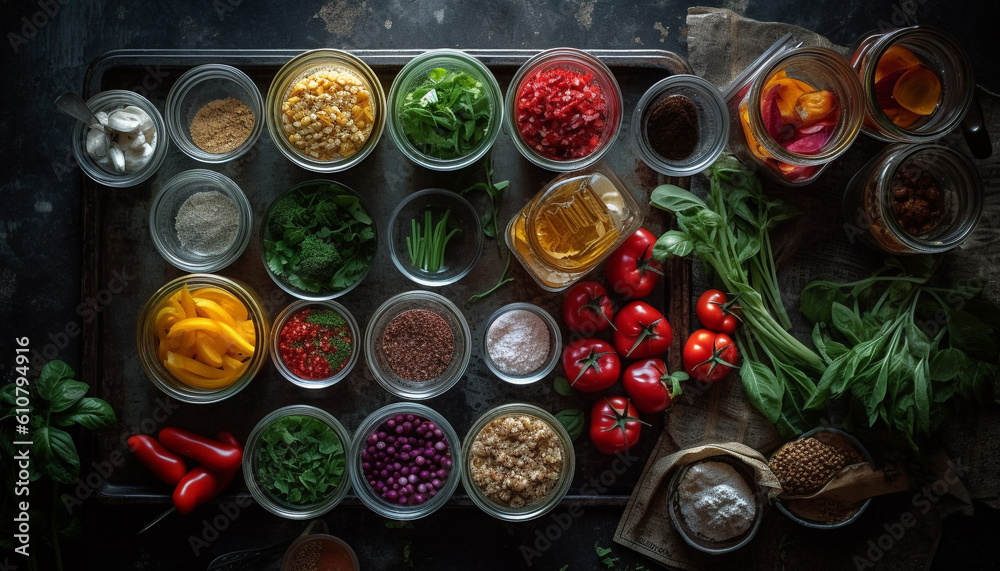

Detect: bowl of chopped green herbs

[387,49,503,171]
[243,405,351,519]
[387,188,483,287]
[261,180,378,300]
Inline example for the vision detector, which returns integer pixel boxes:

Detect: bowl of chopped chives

[148,169,253,273]
[387,188,483,287]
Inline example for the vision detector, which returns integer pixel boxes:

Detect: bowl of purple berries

[348,403,461,520]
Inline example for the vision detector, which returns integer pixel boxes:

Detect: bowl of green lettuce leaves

[261,180,377,300]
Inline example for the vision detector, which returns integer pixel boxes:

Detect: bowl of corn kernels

[266,49,386,173]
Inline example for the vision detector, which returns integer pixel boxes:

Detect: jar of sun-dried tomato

[725,43,865,186]
[850,26,974,143]
[506,48,623,172]
[842,143,982,254]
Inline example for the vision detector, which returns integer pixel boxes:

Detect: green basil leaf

[552,377,573,396]
[47,379,88,413]
[831,302,864,346]
[1,383,17,408]
[33,426,80,484]
[554,409,585,441]
[53,397,116,431]
[799,281,848,325]
[38,360,76,402]
[649,184,706,214]
[906,327,932,360]
[740,361,783,424]
[913,359,931,434]
[929,347,966,382]
[652,230,694,261]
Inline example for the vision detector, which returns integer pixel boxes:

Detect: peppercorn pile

[890,161,944,236]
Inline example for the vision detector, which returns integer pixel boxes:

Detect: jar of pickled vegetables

[842,143,982,254]
[850,26,974,143]
[726,46,864,186]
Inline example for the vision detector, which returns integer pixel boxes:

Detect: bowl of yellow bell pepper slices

[137,274,271,403]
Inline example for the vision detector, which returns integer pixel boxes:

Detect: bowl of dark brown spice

[149,169,253,272]
[634,74,729,177]
[364,290,472,400]
[165,64,264,163]
[769,427,876,529]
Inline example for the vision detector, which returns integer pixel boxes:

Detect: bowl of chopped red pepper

[271,300,360,388]
[363,291,472,400]
[505,48,623,171]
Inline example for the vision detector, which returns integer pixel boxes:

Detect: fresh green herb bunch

[801,257,1000,449]
[399,67,493,159]
[408,209,461,273]
[264,183,377,295]
[255,414,346,505]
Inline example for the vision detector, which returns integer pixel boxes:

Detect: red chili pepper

[127,435,187,487]
[212,430,242,497]
[159,427,243,474]
[172,466,219,515]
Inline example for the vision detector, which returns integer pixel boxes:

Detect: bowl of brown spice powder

[633,74,729,177]
[364,291,472,400]
[165,64,264,163]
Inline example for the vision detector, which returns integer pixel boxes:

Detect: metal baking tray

[80,49,692,506]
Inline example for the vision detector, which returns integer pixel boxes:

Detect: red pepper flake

[278,307,352,380]
[381,309,455,382]
[515,67,608,161]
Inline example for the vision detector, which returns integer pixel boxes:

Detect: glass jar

[843,143,982,254]
[850,26,974,143]
[505,162,643,291]
[726,47,864,186]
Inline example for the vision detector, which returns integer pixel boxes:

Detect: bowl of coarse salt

[482,303,561,385]
[148,169,253,273]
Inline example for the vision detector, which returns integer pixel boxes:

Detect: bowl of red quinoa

[348,403,461,520]
[505,48,623,172]
[363,291,471,400]
[270,299,360,389]
[461,403,576,521]
[482,303,562,385]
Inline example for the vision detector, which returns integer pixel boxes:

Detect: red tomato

[606,229,664,299]
[621,358,687,414]
[695,290,740,335]
[561,338,621,392]
[683,329,739,383]
[589,396,647,454]
[612,301,672,359]
[562,281,615,335]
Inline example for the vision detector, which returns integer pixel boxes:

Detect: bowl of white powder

[482,303,561,385]
[667,456,764,554]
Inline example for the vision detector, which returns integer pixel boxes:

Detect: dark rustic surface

[1,1,998,570]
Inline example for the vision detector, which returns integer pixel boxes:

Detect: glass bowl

[387,188,484,286]
[71,90,169,187]
[387,49,503,171]
[461,403,575,521]
[634,74,729,177]
[364,291,471,400]
[505,48,623,172]
[482,303,561,385]
[348,403,462,520]
[667,455,765,554]
[281,534,359,571]
[270,299,361,389]
[148,169,253,272]
[266,49,386,172]
[244,405,352,519]
[136,274,270,404]
[773,427,876,529]
[164,64,264,163]
[260,179,378,301]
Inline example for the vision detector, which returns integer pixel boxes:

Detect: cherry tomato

[561,281,615,335]
[561,338,621,392]
[589,396,647,454]
[695,290,740,335]
[621,358,687,414]
[158,427,243,474]
[606,229,664,300]
[683,329,739,383]
[127,435,187,487]
[612,301,672,359]
[172,466,219,515]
